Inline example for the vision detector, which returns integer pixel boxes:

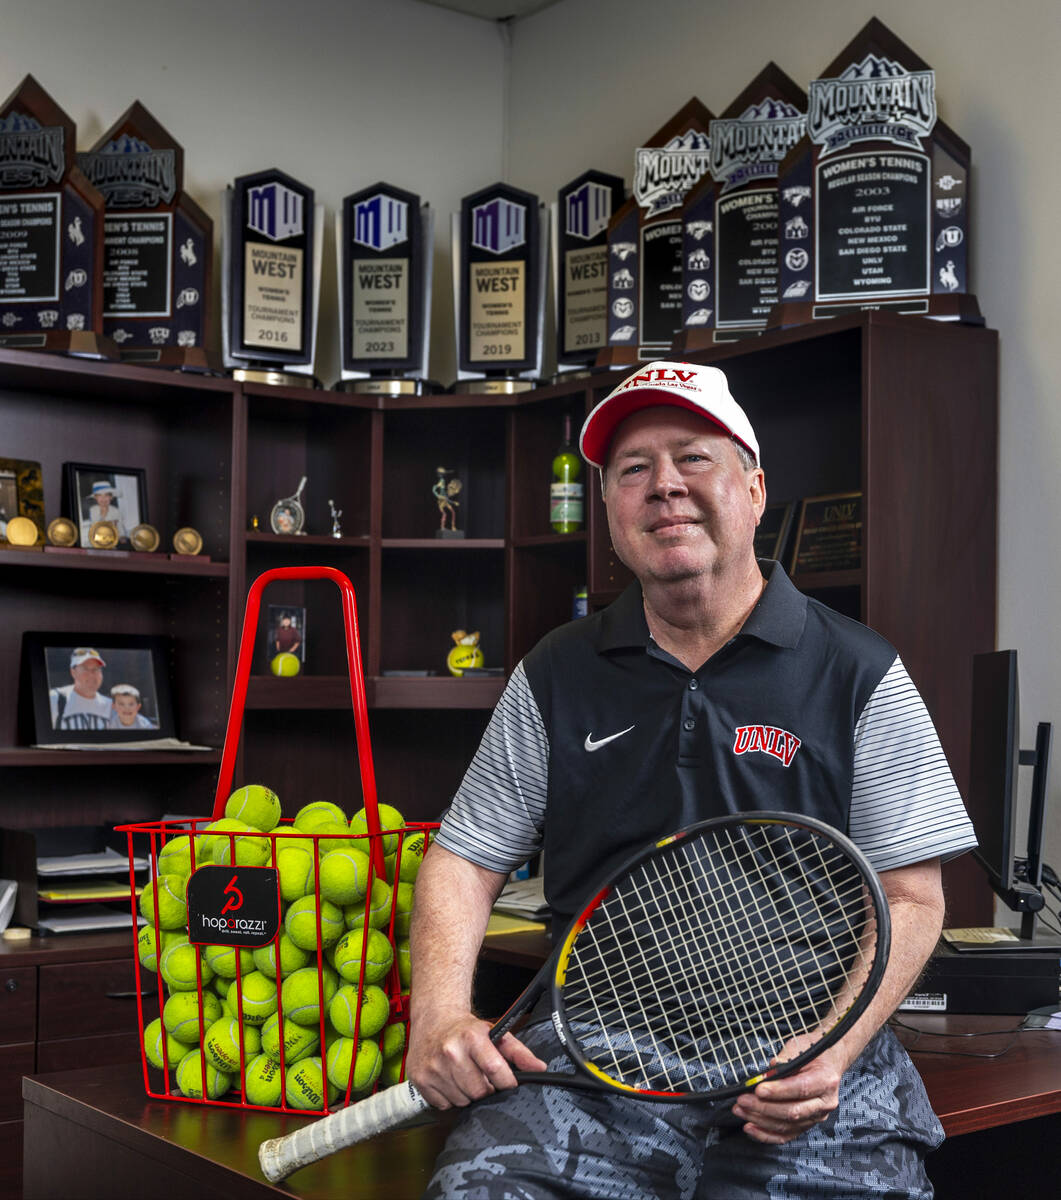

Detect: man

[410,361,977,1198]
[50,648,113,731]
[274,614,302,657]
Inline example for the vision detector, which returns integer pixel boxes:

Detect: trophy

[222,168,323,385]
[0,75,111,358]
[452,182,546,393]
[771,18,980,327]
[336,182,435,395]
[551,170,625,375]
[597,99,714,367]
[78,101,215,369]
[674,65,806,349]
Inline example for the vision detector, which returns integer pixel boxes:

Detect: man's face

[113,694,140,725]
[603,406,765,587]
[70,660,103,698]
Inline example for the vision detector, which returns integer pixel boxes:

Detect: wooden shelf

[512,531,587,549]
[245,674,506,710]
[245,532,370,549]
[0,747,222,767]
[380,538,505,550]
[0,549,228,577]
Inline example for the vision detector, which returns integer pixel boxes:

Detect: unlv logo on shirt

[733,724,802,767]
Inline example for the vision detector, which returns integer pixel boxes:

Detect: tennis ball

[233,970,278,1025]
[243,1052,284,1107]
[211,820,270,867]
[397,938,411,989]
[285,895,344,950]
[144,1016,185,1072]
[344,878,393,931]
[202,942,256,980]
[225,783,282,832]
[309,820,355,852]
[381,1021,407,1062]
[380,1053,404,1087]
[395,831,429,884]
[392,881,415,938]
[285,1056,338,1111]
[334,927,394,985]
[326,1036,382,1094]
[260,1012,320,1066]
[163,990,222,1044]
[349,804,404,856]
[281,965,339,1026]
[199,818,255,864]
[157,834,205,876]
[275,842,316,903]
[318,846,372,906]
[328,983,389,1040]
[176,1049,233,1100]
[138,925,183,973]
[203,1015,261,1073]
[294,800,348,832]
[139,874,188,931]
[271,652,301,677]
[252,933,310,980]
[160,940,215,992]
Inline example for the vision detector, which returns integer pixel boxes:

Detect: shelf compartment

[245,532,371,549]
[509,392,591,542]
[380,538,505,550]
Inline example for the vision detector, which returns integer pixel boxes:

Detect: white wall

[508,0,1061,895]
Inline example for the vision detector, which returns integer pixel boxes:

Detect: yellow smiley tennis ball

[446,643,484,677]
[271,651,301,677]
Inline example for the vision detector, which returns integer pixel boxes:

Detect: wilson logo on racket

[732,724,801,766]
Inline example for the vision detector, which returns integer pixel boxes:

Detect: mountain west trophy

[552,170,624,374]
[771,18,980,327]
[78,102,214,368]
[597,99,714,367]
[0,75,110,357]
[453,182,546,394]
[222,169,323,385]
[674,64,805,349]
[336,183,435,395]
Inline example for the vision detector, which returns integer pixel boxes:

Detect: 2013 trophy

[0,75,110,357]
[674,64,806,349]
[771,18,980,327]
[336,182,435,395]
[222,168,323,385]
[78,101,214,369]
[452,182,546,393]
[597,99,714,367]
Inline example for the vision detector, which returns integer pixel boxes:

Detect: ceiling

[414,0,564,21]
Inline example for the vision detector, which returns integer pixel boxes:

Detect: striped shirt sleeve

[434,661,548,873]
[849,655,978,873]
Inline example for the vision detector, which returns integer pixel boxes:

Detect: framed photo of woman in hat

[62,463,148,548]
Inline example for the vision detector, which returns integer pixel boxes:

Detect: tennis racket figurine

[259,811,889,1183]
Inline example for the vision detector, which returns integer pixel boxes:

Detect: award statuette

[772,18,980,327]
[674,65,806,349]
[452,182,546,394]
[597,99,714,367]
[790,492,862,575]
[336,183,435,396]
[222,169,323,385]
[0,75,111,358]
[552,170,625,374]
[78,102,214,370]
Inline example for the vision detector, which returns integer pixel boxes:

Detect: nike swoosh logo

[584,725,635,752]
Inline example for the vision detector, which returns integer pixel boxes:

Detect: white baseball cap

[579,361,760,468]
[70,647,106,668]
[110,684,141,699]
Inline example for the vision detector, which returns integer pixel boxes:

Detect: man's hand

[730,1038,849,1144]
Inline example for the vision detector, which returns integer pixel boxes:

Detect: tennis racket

[259,811,889,1183]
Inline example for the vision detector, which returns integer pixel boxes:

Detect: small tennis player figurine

[433,466,463,538]
[328,499,343,539]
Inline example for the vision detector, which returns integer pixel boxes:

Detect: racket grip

[258,1080,431,1183]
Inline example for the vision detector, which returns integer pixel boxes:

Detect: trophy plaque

[222,168,323,384]
[0,75,111,358]
[753,500,796,563]
[452,182,546,393]
[336,182,435,395]
[771,18,980,327]
[791,492,862,575]
[674,65,806,349]
[552,170,625,374]
[78,102,214,370]
[597,99,714,367]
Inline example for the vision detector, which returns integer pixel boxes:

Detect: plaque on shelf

[78,102,215,370]
[0,75,112,358]
[771,18,980,327]
[597,99,714,367]
[336,182,435,395]
[754,500,796,563]
[452,181,546,393]
[0,455,44,543]
[222,168,323,383]
[791,492,862,575]
[674,65,806,350]
[551,170,625,373]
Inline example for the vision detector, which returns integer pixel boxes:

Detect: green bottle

[550,413,584,533]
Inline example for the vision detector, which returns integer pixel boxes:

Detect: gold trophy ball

[130,523,160,552]
[47,517,78,547]
[88,520,119,549]
[5,516,40,546]
[173,527,203,555]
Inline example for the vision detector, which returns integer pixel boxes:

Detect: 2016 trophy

[0,75,110,357]
[674,64,806,349]
[771,18,980,327]
[452,182,546,393]
[336,182,435,395]
[78,101,214,369]
[597,99,714,367]
[222,168,323,385]
[552,170,624,375]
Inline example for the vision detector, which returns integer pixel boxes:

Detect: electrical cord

[889,1015,1042,1058]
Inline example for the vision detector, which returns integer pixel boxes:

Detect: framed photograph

[754,501,796,564]
[265,604,307,666]
[62,462,148,549]
[21,633,176,746]
[0,457,45,543]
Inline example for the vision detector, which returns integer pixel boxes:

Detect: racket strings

[560,824,880,1094]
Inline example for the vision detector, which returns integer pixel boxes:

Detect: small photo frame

[265,605,306,665]
[21,633,176,746]
[0,457,45,543]
[62,462,148,549]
